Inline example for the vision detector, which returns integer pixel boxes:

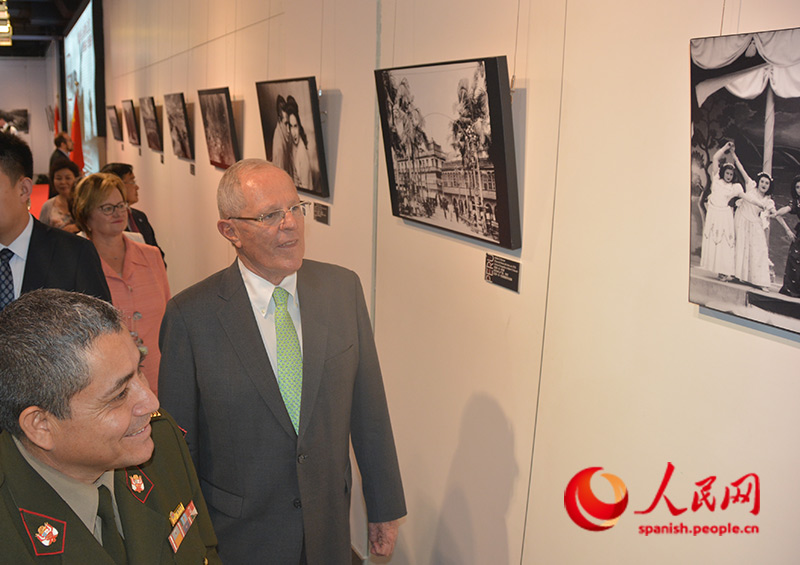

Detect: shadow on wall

[421,393,518,564]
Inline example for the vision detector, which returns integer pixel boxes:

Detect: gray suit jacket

[158,259,405,564]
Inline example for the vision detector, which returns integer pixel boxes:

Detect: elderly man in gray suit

[158,159,405,564]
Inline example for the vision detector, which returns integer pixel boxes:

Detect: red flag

[54,104,59,133]
[69,95,84,171]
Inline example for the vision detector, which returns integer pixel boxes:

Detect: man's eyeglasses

[228,202,309,227]
[97,202,130,215]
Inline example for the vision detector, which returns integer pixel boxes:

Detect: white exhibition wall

[0,56,53,178]
[88,0,800,563]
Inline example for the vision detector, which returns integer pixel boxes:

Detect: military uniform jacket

[0,411,221,564]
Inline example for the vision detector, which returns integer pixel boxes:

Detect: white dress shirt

[1,214,34,300]
[238,259,303,379]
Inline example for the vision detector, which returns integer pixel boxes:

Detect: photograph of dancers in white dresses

[690,27,800,333]
[375,56,521,250]
[256,77,330,197]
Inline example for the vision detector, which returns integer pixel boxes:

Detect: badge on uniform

[36,522,59,546]
[18,509,66,556]
[169,502,185,526]
[168,501,198,553]
[124,466,154,502]
[130,474,145,493]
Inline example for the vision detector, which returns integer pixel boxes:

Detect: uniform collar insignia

[18,509,66,556]
[124,466,154,503]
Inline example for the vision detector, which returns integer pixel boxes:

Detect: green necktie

[273,287,302,433]
[97,485,127,564]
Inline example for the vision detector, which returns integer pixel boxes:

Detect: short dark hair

[0,131,33,182]
[49,158,81,182]
[100,162,133,179]
[55,131,70,148]
[0,289,124,436]
[49,158,82,195]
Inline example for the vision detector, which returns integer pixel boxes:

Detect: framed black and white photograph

[255,77,330,197]
[1,109,29,134]
[139,96,163,152]
[164,92,194,160]
[46,106,55,132]
[106,105,123,141]
[122,99,140,146]
[375,56,521,250]
[690,26,800,334]
[198,87,239,169]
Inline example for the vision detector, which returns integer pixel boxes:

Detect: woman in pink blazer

[73,173,170,393]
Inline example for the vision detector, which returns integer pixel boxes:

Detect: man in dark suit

[0,289,221,563]
[0,132,110,311]
[159,160,406,564]
[100,163,165,263]
[49,131,73,171]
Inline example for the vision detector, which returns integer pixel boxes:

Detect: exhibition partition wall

[100,0,800,563]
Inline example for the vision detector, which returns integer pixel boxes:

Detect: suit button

[293,498,302,509]
[297,454,307,464]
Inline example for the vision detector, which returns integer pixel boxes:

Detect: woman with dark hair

[700,142,745,280]
[39,158,81,233]
[731,154,792,290]
[285,95,313,191]
[773,175,800,296]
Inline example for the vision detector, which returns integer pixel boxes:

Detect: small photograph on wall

[139,96,163,152]
[198,87,240,169]
[46,106,55,132]
[0,109,29,134]
[375,56,521,250]
[690,27,800,334]
[255,77,330,197]
[106,105,123,141]
[122,99,140,146]
[164,92,194,160]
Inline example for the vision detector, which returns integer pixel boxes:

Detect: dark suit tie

[0,248,14,311]
[273,287,302,433]
[97,485,127,564]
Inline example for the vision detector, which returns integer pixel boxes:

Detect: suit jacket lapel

[296,263,328,440]
[216,262,297,439]
[21,218,53,293]
[114,468,168,564]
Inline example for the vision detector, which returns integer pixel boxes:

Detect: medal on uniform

[168,500,198,553]
[169,502,185,526]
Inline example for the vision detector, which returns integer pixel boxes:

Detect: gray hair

[217,158,274,219]
[0,289,124,436]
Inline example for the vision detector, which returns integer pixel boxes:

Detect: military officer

[0,289,220,563]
